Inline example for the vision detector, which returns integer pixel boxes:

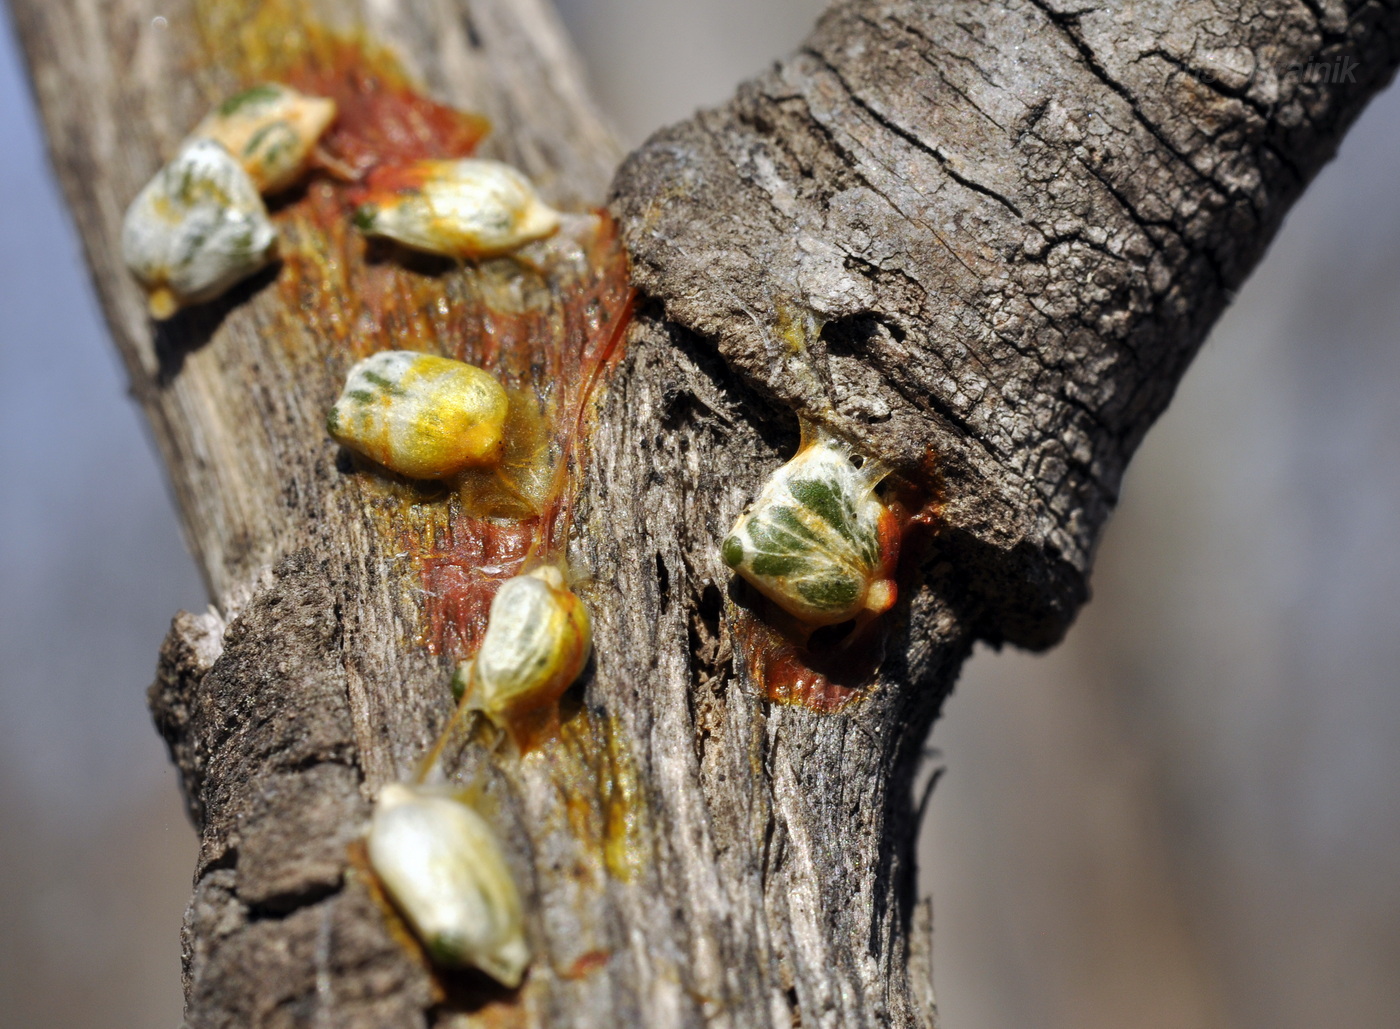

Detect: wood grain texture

[11,0,1400,1026]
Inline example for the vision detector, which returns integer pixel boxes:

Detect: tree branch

[11,0,1400,1026]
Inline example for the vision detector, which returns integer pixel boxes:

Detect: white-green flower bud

[353,158,561,259]
[194,82,337,194]
[722,428,898,626]
[121,138,278,318]
[452,566,592,726]
[367,783,530,986]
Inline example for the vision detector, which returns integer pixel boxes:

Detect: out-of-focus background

[2,1,1397,1025]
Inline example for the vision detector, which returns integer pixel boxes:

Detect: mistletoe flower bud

[327,351,509,480]
[367,784,530,986]
[194,82,337,194]
[722,428,898,626]
[353,158,561,259]
[121,138,278,319]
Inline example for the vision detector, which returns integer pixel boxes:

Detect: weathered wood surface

[11,0,1400,1026]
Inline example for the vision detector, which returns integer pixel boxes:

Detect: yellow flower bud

[353,158,561,259]
[194,82,337,194]
[121,138,278,319]
[327,351,509,480]
[367,784,530,986]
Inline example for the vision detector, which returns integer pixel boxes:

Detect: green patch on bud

[750,552,805,577]
[721,535,744,568]
[218,83,282,117]
[795,574,860,613]
[788,477,857,545]
[362,369,406,395]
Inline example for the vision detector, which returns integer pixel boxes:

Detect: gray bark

[10,0,1400,1026]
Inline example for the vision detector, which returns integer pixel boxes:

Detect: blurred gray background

[1,2,1396,1026]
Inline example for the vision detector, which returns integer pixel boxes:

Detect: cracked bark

[11,0,1400,1026]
